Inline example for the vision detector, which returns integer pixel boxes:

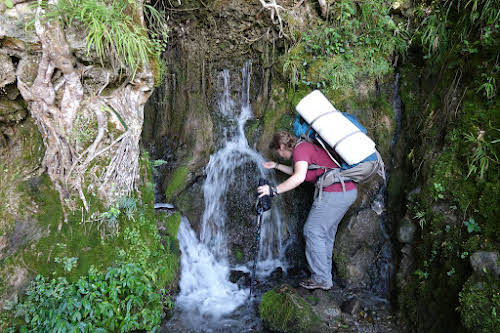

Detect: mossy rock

[459,276,500,333]
[259,284,320,333]
[165,166,190,201]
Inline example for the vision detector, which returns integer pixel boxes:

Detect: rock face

[334,209,386,287]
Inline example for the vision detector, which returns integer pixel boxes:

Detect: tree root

[258,0,287,38]
[14,0,154,217]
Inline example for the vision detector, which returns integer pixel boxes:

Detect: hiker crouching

[257,131,357,291]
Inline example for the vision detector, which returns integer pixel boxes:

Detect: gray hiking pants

[303,189,357,286]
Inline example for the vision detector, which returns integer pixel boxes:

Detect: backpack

[293,113,386,195]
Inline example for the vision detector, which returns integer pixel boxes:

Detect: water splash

[172,61,287,328]
[176,217,248,319]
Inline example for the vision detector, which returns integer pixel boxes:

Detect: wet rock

[397,244,414,282]
[175,177,205,234]
[0,53,15,88]
[397,217,416,243]
[259,284,320,333]
[229,269,250,287]
[270,266,284,278]
[470,251,500,277]
[341,298,361,315]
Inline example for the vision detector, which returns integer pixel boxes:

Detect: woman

[257,131,357,290]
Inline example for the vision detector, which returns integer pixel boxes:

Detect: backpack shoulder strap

[315,137,342,168]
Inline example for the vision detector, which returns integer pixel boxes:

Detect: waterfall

[169,62,287,331]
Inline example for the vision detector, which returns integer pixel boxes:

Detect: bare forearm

[276,172,305,194]
[275,163,293,175]
[258,161,307,198]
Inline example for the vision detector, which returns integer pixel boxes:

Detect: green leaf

[5,0,14,9]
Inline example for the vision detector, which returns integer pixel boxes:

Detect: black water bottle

[257,178,272,213]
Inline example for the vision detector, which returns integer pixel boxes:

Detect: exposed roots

[15,0,154,216]
[258,0,287,38]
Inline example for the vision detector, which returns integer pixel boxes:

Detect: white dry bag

[295,90,376,165]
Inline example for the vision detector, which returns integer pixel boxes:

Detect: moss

[18,118,45,164]
[3,152,178,296]
[233,248,243,262]
[244,118,260,142]
[72,108,98,148]
[333,252,350,280]
[259,285,320,333]
[459,276,500,333]
[0,118,44,235]
[164,166,189,201]
[275,113,294,132]
[397,85,500,332]
[399,63,421,118]
[164,212,181,237]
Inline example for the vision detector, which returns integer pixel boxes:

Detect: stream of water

[162,62,287,332]
[367,72,403,297]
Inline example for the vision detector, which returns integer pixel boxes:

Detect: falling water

[164,62,287,332]
[367,73,403,297]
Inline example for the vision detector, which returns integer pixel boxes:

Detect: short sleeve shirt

[293,141,356,192]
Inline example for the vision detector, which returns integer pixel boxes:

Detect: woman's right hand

[262,161,278,169]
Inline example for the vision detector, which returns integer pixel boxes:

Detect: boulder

[259,284,321,333]
[334,209,385,286]
[470,251,500,277]
[431,202,459,226]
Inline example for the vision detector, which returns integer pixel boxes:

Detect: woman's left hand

[257,185,271,198]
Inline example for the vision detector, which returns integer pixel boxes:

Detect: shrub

[8,264,163,332]
[282,0,407,91]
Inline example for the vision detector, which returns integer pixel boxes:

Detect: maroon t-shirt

[293,141,356,192]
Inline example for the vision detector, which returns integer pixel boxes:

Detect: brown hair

[269,131,297,151]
